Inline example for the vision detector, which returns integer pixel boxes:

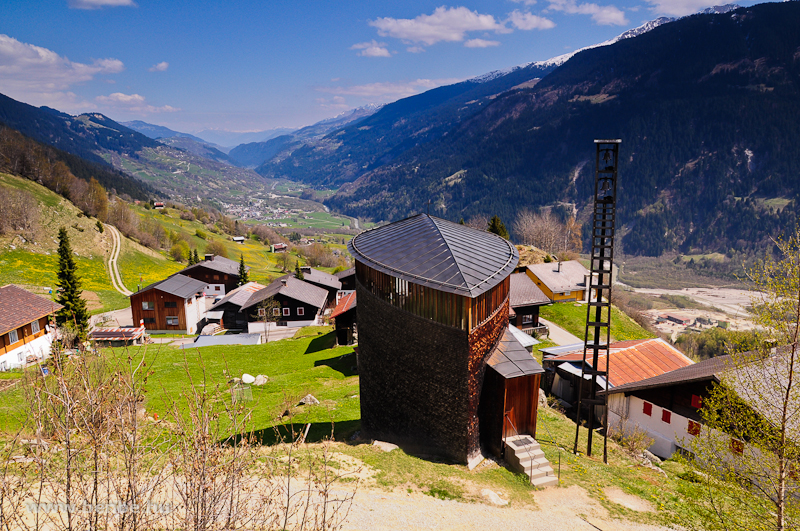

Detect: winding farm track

[107,225,133,296]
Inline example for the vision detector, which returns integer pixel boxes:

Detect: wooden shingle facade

[350,214,545,466]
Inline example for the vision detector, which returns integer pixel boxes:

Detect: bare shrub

[0,188,40,240]
[2,345,356,531]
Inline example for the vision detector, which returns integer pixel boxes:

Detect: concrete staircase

[504,435,558,488]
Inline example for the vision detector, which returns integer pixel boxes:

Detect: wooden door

[503,405,517,439]
[504,374,541,438]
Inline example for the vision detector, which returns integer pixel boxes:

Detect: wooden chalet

[290,266,341,306]
[240,276,328,328]
[602,351,800,462]
[179,254,248,296]
[349,214,554,483]
[509,272,549,335]
[331,291,356,345]
[207,281,267,331]
[335,267,355,291]
[526,260,591,303]
[0,285,62,371]
[130,274,206,334]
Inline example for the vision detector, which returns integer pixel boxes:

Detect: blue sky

[0,0,761,134]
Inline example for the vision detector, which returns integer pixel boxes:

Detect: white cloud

[547,0,628,25]
[510,0,538,5]
[407,46,426,53]
[350,40,391,57]
[464,38,501,48]
[149,61,169,72]
[643,0,718,16]
[95,92,179,114]
[316,95,350,110]
[508,10,556,30]
[370,6,508,47]
[0,34,124,111]
[69,0,136,9]
[318,78,463,101]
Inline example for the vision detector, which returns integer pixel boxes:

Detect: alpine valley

[2,2,800,258]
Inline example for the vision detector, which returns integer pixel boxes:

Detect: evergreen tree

[55,227,89,340]
[295,261,305,280]
[192,248,199,265]
[487,215,510,240]
[238,254,249,286]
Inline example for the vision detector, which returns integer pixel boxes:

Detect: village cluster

[0,213,789,499]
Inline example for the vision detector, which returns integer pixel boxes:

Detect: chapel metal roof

[347,214,518,298]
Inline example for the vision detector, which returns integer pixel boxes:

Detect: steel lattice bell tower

[573,139,621,463]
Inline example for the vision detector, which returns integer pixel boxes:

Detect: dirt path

[342,485,673,531]
[107,225,133,296]
[539,317,582,346]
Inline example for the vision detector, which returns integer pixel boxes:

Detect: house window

[215,286,221,291]
[662,410,671,424]
[166,316,179,326]
[522,314,533,325]
[282,307,290,317]
[142,301,155,311]
[643,402,652,416]
[143,318,155,324]
[164,301,177,308]
[691,394,702,409]
[31,320,40,334]
[8,330,19,344]
[258,308,266,317]
[297,307,305,316]
[688,420,701,436]
[730,438,744,456]
[213,275,220,280]
[273,308,281,316]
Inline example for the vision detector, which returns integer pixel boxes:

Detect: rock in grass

[253,374,268,386]
[480,489,509,506]
[241,373,256,384]
[299,394,319,406]
[372,440,398,452]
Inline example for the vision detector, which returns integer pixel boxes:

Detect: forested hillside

[277,3,800,257]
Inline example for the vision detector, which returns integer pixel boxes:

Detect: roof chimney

[557,261,562,273]
[280,278,287,285]
[301,266,311,273]
[204,254,213,261]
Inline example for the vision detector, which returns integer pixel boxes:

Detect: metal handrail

[534,407,563,483]
[503,413,538,484]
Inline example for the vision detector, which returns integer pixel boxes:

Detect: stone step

[531,475,559,488]
[506,437,541,452]
[527,466,555,479]
[514,449,546,465]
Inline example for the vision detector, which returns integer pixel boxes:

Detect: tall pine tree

[55,227,89,339]
[487,215,510,240]
[238,254,249,286]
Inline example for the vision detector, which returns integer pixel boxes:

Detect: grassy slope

[128,204,347,285]
[0,328,768,529]
[540,302,654,343]
[0,173,137,313]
